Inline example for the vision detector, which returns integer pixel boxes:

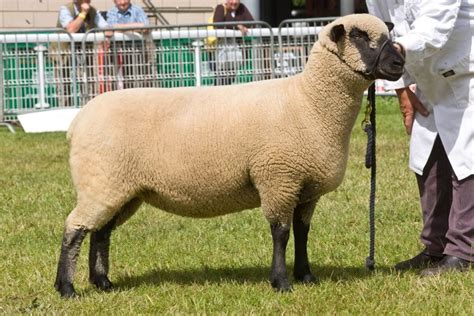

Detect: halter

[365,39,392,79]
[325,38,392,80]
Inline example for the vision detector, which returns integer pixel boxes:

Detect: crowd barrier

[0,18,394,130]
[79,21,275,104]
[277,17,335,77]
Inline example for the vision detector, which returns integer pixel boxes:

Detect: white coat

[366,0,474,180]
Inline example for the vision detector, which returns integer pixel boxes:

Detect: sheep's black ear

[330,24,346,43]
[385,22,394,32]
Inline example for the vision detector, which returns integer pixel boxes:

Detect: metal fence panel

[0,29,76,122]
[80,21,274,102]
[277,17,335,77]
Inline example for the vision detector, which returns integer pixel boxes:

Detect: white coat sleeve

[366,0,414,89]
[396,0,461,66]
[366,0,410,36]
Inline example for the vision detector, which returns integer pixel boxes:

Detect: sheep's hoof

[271,279,293,292]
[55,281,77,298]
[294,273,318,284]
[91,275,114,291]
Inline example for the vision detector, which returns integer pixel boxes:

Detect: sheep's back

[68,79,303,216]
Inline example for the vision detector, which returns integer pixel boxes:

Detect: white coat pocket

[438,53,474,109]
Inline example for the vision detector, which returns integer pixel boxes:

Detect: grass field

[0,97,473,314]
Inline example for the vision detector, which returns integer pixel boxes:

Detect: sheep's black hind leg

[89,216,117,291]
[293,201,318,284]
[54,227,88,298]
[89,198,142,291]
[270,223,292,292]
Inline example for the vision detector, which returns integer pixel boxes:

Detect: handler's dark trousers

[416,136,474,262]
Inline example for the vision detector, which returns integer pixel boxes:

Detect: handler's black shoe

[394,250,443,271]
[420,255,473,276]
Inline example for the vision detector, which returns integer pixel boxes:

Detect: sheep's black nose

[375,48,405,81]
[394,57,404,67]
[392,57,404,69]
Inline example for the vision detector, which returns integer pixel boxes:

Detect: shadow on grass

[113,263,394,290]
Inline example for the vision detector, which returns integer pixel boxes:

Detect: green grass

[1,97,473,314]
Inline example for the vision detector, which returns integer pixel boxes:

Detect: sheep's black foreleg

[270,223,292,292]
[293,201,317,283]
[89,217,117,291]
[54,227,87,298]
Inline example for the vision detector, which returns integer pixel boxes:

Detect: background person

[106,0,149,28]
[366,0,474,275]
[106,0,156,89]
[213,0,254,85]
[53,0,108,106]
[58,0,108,33]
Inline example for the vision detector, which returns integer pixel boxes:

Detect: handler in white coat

[366,0,474,274]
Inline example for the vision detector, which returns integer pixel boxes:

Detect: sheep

[54,13,404,297]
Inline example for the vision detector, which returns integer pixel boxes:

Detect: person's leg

[444,174,474,261]
[420,174,474,275]
[395,136,449,270]
[417,136,452,256]
[417,136,474,276]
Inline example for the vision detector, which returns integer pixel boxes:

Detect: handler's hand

[395,86,429,135]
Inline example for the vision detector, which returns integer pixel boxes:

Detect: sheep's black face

[323,14,405,82]
[348,27,405,81]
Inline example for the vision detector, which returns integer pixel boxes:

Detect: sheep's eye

[350,28,370,41]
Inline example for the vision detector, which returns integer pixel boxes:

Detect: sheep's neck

[300,44,371,142]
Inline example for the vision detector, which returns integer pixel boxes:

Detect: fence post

[70,35,78,107]
[34,44,50,109]
[193,40,203,87]
[0,43,15,133]
[0,43,4,123]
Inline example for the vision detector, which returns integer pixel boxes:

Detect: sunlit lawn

[0,97,472,314]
